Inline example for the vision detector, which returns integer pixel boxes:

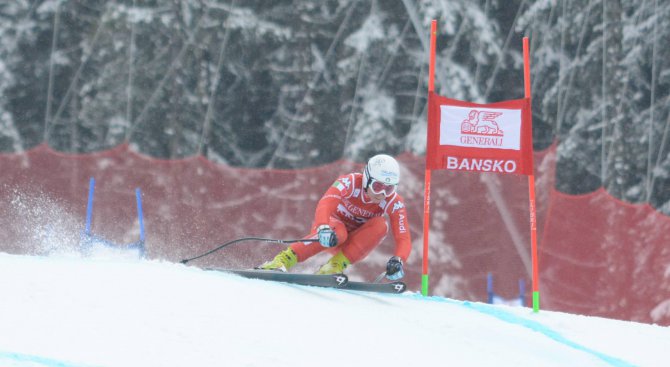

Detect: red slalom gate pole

[523,37,540,312]
[421,20,437,296]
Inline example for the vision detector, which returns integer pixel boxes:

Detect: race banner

[426,92,533,175]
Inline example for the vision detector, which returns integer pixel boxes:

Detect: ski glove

[385,256,404,280]
[317,225,337,248]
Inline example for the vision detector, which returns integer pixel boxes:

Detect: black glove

[317,225,337,248]
[385,256,404,280]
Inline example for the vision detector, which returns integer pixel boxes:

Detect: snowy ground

[0,252,668,367]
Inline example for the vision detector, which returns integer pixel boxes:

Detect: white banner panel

[439,105,522,150]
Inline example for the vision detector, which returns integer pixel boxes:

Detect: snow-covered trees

[517,0,670,209]
[0,1,519,164]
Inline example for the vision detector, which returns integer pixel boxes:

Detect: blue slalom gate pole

[85,177,95,235]
[487,273,526,306]
[131,187,146,258]
[136,188,145,243]
[487,273,494,304]
[82,178,146,259]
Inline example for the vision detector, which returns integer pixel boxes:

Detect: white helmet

[363,154,400,188]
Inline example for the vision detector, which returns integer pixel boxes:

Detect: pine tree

[517,0,670,211]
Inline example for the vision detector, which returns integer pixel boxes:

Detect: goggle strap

[364,165,373,189]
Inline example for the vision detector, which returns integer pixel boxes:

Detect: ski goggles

[369,179,397,197]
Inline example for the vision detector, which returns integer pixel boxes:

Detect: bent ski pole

[180,237,318,264]
[373,271,387,283]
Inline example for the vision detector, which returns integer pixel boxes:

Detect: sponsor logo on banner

[439,106,521,150]
[461,110,503,136]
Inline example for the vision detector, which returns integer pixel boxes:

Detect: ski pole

[180,237,319,264]
[373,271,387,283]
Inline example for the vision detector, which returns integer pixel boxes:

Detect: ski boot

[316,251,350,275]
[257,248,297,272]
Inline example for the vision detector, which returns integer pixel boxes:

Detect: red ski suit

[290,173,412,264]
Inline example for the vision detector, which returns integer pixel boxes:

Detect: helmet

[363,154,400,189]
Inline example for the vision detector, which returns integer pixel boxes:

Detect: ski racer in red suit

[259,154,412,280]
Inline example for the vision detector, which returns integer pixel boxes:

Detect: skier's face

[366,187,385,203]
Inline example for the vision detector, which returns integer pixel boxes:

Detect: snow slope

[0,252,667,367]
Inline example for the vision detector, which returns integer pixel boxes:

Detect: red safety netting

[1,143,668,325]
[541,188,670,325]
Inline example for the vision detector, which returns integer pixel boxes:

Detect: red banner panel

[426,92,534,175]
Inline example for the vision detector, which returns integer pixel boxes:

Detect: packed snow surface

[0,252,668,367]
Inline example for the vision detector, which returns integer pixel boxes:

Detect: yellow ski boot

[316,251,350,275]
[258,248,298,272]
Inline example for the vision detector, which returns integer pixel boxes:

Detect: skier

[259,154,411,280]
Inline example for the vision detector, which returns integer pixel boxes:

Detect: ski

[342,280,407,294]
[211,268,348,288]
[209,268,406,293]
